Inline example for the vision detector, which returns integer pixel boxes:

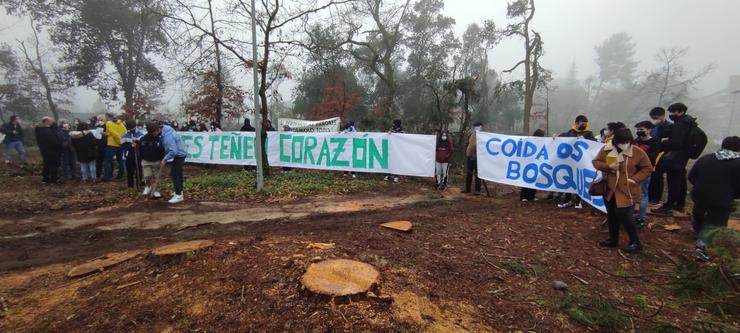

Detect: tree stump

[301,259,380,297]
[67,251,143,278]
[381,220,413,232]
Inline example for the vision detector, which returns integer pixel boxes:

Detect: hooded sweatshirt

[160,125,187,161]
[561,123,596,141]
[688,149,740,208]
[105,119,127,147]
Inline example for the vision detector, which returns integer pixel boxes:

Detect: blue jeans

[61,149,76,179]
[3,141,25,163]
[638,176,651,221]
[80,161,96,181]
[103,146,125,180]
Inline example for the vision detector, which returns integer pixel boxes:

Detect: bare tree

[643,47,714,106]
[502,0,544,135]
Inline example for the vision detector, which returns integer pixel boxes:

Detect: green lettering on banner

[291,135,304,163]
[243,136,254,159]
[209,135,219,160]
[192,136,203,158]
[330,138,349,167]
[279,134,291,162]
[352,137,367,168]
[317,139,331,166]
[369,138,388,169]
[304,136,318,165]
[230,135,242,160]
[181,135,193,158]
[219,135,230,160]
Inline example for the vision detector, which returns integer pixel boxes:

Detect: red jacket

[436,139,453,163]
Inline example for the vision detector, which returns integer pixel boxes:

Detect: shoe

[652,205,674,215]
[440,184,446,191]
[521,199,529,202]
[152,191,162,199]
[168,194,184,204]
[599,240,618,248]
[558,201,574,208]
[574,202,583,209]
[693,247,710,261]
[142,186,151,195]
[383,176,390,181]
[634,218,646,229]
[623,243,643,253]
[343,173,348,177]
[393,177,399,183]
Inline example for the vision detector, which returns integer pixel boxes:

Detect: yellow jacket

[105,120,127,147]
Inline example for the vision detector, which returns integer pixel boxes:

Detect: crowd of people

[2,102,738,258]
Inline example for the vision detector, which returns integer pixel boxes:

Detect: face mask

[669,114,679,121]
[441,135,448,141]
[617,143,630,151]
[474,126,481,132]
[636,131,647,138]
[651,119,661,125]
[578,124,587,130]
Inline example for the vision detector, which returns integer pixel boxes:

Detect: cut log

[663,224,681,231]
[152,240,215,256]
[380,221,413,232]
[302,259,380,297]
[67,251,143,278]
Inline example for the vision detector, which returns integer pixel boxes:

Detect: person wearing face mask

[435,130,454,190]
[557,115,596,208]
[633,121,661,227]
[58,120,77,181]
[463,122,483,194]
[653,103,698,215]
[593,128,653,253]
[384,119,404,183]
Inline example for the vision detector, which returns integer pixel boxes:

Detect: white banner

[179,131,435,177]
[476,132,607,212]
[277,117,341,133]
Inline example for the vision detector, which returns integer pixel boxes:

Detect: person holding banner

[557,115,597,209]
[384,119,404,183]
[520,129,545,201]
[342,120,358,179]
[463,122,483,195]
[435,130,453,190]
[593,128,653,253]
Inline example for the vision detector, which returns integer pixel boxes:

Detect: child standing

[633,121,661,227]
[122,120,145,188]
[138,125,166,198]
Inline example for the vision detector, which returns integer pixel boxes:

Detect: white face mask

[474,126,482,132]
[651,119,661,125]
[441,135,448,140]
[617,143,630,151]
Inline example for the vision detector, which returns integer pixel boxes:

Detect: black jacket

[1,122,23,143]
[662,115,697,167]
[72,133,97,163]
[138,133,165,162]
[635,137,661,165]
[689,150,740,208]
[560,128,596,141]
[35,125,62,156]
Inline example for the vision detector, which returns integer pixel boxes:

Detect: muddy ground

[0,165,737,332]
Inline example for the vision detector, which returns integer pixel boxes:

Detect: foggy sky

[1,0,739,114]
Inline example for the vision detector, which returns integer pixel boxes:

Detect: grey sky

[2,0,739,114]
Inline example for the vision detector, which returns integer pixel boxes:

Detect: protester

[647,106,672,206]
[592,128,653,252]
[688,136,740,261]
[520,129,545,201]
[342,120,358,179]
[72,123,98,182]
[240,118,255,132]
[35,117,62,184]
[557,115,596,209]
[93,115,106,178]
[102,113,127,181]
[148,123,187,204]
[384,119,404,183]
[210,121,222,132]
[653,103,698,214]
[122,120,145,188]
[597,127,609,143]
[463,122,483,195]
[59,120,77,180]
[198,123,208,132]
[187,120,198,132]
[435,130,453,190]
[632,121,661,227]
[140,123,166,199]
[1,115,25,165]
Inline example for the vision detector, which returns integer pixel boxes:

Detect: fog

[1,0,738,136]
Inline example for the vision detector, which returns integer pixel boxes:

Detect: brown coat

[592,143,653,208]
[466,132,477,159]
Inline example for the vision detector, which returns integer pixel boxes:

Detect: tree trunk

[208,0,224,123]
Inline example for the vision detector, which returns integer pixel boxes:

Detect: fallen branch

[571,273,590,285]
[479,252,508,277]
[659,249,679,266]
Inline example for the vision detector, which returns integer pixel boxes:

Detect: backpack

[687,126,707,159]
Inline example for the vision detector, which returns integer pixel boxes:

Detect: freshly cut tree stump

[302,259,380,297]
[381,220,413,232]
[152,240,215,256]
[67,251,143,278]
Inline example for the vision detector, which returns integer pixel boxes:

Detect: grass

[560,294,626,333]
[498,260,543,276]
